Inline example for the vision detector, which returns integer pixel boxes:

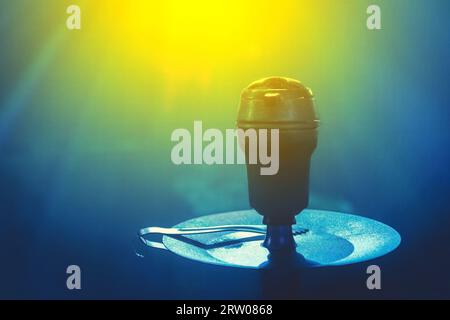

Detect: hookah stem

[263,225,296,251]
[261,224,304,299]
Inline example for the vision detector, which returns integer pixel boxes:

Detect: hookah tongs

[138,225,308,250]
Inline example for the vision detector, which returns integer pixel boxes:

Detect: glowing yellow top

[238,77,319,129]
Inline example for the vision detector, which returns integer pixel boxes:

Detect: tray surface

[162,209,401,268]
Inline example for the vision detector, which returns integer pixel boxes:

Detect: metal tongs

[138,225,308,250]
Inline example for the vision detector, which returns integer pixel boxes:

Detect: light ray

[0,29,66,146]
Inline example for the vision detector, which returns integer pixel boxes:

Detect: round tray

[160,209,401,269]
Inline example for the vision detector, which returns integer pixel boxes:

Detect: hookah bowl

[237,77,319,252]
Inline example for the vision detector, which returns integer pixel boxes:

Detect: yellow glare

[92,0,298,85]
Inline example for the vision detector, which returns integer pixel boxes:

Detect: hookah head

[237,77,319,251]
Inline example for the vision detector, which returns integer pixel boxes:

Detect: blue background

[0,0,449,299]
